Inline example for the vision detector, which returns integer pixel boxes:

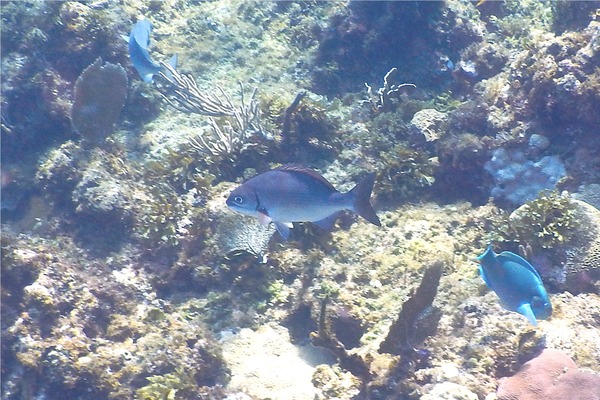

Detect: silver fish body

[226,165,380,239]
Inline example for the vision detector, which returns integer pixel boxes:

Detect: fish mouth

[225,197,242,212]
[225,196,238,209]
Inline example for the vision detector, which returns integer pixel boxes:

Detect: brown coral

[564,199,600,293]
[497,348,600,400]
[71,58,127,145]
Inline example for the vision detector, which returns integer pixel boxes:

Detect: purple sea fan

[71,57,127,145]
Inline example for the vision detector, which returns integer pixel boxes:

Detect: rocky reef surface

[2,1,600,399]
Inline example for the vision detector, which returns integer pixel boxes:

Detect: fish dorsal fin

[276,164,337,191]
[498,251,543,281]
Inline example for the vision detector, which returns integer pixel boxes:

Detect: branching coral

[362,67,416,115]
[156,62,266,160]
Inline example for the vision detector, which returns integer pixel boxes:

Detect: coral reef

[409,108,448,143]
[1,233,228,400]
[484,149,566,206]
[507,190,576,250]
[376,144,437,203]
[2,1,600,399]
[574,183,600,210]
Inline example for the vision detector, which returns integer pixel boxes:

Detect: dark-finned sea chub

[226,164,381,239]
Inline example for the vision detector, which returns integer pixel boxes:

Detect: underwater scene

[2,1,600,399]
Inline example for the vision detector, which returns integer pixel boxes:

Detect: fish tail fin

[349,173,381,226]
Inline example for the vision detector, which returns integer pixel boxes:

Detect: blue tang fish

[226,164,381,240]
[122,19,177,83]
[476,246,552,325]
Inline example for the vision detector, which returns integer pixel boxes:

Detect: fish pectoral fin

[274,222,292,241]
[257,212,272,225]
[142,72,155,83]
[517,303,538,326]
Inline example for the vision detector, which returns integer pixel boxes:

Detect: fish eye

[234,196,244,204]
[532,296,549,309]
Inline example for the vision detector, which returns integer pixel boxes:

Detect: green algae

[489,190,577,250]
[135,368,197,400]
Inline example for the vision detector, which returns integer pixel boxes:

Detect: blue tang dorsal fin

[476,245,496,288]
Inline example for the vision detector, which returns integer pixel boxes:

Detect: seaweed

[491,190,577,250]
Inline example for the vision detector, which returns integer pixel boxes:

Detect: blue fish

[226,164,381,240]
[476,246,552,325]
[122,19,177,83]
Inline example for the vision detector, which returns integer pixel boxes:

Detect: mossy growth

[376,144,437,203]
[144,147,216,194]
[490,190,577,249]
[278,95,341,164]
[135,367,197,400]
[135,148,216,254]
[134,183,187,250]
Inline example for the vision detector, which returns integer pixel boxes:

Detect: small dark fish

[122,19,177,83]
[476,246,552,326]
[226,164,381,240]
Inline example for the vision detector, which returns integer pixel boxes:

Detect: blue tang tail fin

[158,54,178,83]
[348,173,381,226]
